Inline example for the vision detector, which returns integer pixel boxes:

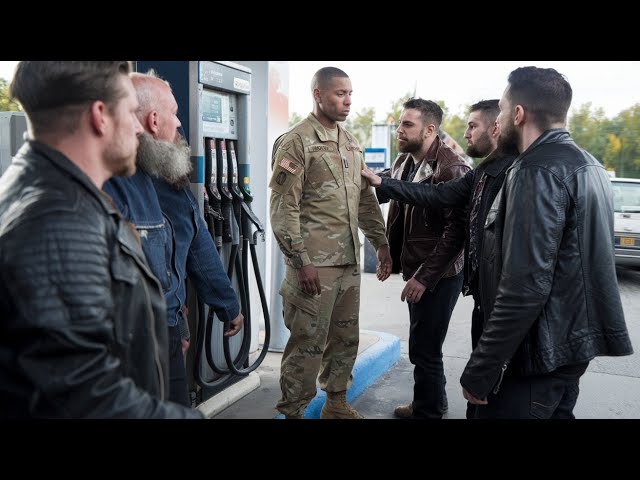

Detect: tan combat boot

[393,403,413,419]
[320,391,365,419]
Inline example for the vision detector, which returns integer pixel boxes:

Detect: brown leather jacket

[379,136,470,291]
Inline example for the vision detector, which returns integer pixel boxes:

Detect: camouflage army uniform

[269,113,388,417]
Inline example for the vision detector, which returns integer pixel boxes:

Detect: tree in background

[288,112,304,128]
[0,78,21,111]
[438,101,469,160]
[569,102,640,178]
[608,104,640,178]
[343,107,375,149]
[385,92,413,162]
[288,98,640,179]
[568,103,610,167]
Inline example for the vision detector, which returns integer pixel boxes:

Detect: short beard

[466,131,493,158]
[136,132,192,189]
[397,137,424,154]
[397,127,425,154]
[496,128,519,156]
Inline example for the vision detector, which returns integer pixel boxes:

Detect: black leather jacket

[377,149,516,301]
[461,130,633,399]
[0,141,203,418]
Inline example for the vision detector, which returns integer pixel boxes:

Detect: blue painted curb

[275,330,401,419]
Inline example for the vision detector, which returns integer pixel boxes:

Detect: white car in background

[611,177,640,268]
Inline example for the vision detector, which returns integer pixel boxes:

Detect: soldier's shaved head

[311,67,349,91]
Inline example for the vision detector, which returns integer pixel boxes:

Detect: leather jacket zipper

[493,363,508,394]
[120,241,166,399]
[140,278,165,400]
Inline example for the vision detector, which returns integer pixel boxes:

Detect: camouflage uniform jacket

[269,114,387,269]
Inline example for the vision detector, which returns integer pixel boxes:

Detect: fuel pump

[192,138,242,388]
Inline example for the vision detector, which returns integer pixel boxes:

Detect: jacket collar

[478,149,518,177]
[521,128,571,157]
[425,135,441,162]
[392,135,461,183]
[25,140,120,216]
[397,136,441,183]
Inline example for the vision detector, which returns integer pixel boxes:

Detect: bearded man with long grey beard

[104,71,243,408]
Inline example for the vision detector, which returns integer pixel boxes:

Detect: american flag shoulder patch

[279,157,299,174]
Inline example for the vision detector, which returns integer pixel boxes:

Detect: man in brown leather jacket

[377,98,469,419]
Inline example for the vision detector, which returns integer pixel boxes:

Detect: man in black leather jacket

[0,61,203,418]
[363,99,517,419]
[462,67,632,418]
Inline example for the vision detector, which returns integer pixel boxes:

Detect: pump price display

[202,89,236,137]
[202,92,223,124]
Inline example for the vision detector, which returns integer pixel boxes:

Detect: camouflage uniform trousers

[276,264,361,417]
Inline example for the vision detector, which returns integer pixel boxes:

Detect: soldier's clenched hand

[376,244,392,282]
[296,264,321,296]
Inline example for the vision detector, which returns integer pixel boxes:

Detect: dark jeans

[466,295,484,419]
[168,325,190,407]
[408,271,463,418]
[471,369,583,419]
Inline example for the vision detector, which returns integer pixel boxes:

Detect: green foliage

[384,92,413,162]
[569,102,640,178]
[441,109,469,152]
[288,96,640,179]
[387,92,413,128]
[0,78,21,111]
[343,107,376,149]
[288,112,303,128]
[568,103,609,163]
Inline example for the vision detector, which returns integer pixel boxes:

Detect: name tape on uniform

[308,144,332,152]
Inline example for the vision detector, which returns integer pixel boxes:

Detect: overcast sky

[0,62,17,84]
[3,61,639,121]
[287,61,640,121]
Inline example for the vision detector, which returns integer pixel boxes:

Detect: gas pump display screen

[202,89,236,138]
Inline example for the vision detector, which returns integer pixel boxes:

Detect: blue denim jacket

[103,170,181,326]
[152,177,240,324]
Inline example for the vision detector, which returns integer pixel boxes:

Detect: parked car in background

[611,177,640,268]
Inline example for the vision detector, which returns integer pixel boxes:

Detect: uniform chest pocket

[309,153,343,198]
[346,152,362,187]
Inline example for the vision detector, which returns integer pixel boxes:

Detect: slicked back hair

[403,98,443,129]
[506,66,572,130]
[470,99,500,126]
[10,61,132,136]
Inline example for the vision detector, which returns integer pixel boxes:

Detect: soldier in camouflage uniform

[269,67,392,419]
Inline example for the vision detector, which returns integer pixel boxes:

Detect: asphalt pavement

[207,267,640,420]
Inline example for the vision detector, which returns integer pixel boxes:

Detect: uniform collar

[306,113,346,143]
